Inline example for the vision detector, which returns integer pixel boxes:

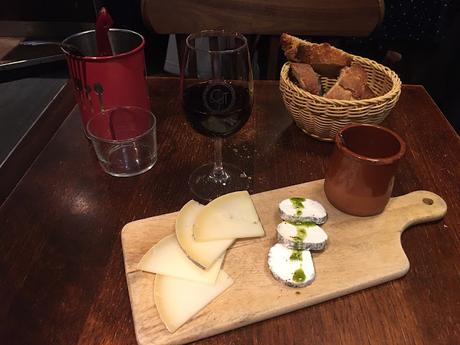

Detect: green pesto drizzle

[290,250,303,261]
[292,227,306,243]
[289,197,305,216]
[292,268,306,282]
[288,221,316,243]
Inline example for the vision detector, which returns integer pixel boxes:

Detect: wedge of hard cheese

[194,191,265,241]
[154,270,233,333]
[176,200,235,269]
[138,234,224,284]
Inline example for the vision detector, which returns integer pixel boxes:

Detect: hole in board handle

[423,198,434,205]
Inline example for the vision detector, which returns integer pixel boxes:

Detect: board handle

[386,190,447,233]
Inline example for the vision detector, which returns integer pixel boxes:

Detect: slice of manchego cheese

[154,270,233,333]
[138,234,224,284]
[176,200,235,269]
[194,191,265,241]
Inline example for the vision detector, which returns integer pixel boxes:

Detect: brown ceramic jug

[324,123,406,216]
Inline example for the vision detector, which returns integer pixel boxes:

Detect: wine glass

[180,30,254,203]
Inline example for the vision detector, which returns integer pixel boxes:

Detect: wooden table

[0,78,459,345]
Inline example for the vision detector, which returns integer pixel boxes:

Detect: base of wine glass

[188,163,250,204]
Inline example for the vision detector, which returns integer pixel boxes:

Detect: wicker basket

[279,56,402,141]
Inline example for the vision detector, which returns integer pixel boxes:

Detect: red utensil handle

[96,7,114,56]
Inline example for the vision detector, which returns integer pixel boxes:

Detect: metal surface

[0,55,65,72]
[61,29,144,57]
[0,77,67,167]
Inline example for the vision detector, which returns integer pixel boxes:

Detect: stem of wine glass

[210,138,230,184]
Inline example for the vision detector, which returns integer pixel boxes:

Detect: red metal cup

[61,29,150,135]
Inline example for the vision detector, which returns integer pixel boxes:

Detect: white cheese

[279,198,327,224]
[268,243,315,288]
[176,200,235,269]
[138,234,224,284]
[194,191,265,241]
[154,270,233,333]
[277,221,328,251]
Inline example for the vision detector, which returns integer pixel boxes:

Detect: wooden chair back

[140,0,385,78]
[141,0,384,36]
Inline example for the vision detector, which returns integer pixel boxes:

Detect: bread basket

[279,56,402,141]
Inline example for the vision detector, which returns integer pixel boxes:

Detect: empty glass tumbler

[86,106,157,177]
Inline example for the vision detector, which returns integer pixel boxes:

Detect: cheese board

[121,179,447,345]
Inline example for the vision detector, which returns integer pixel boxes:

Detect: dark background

[1,0,459,132]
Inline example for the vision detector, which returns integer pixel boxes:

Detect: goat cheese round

[279,197,327,224]
[268,243,315,288]
[277,221,328,251]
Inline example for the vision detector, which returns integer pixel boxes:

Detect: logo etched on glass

[203,82,236,114]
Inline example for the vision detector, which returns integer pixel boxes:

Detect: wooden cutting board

[121,179,447,345]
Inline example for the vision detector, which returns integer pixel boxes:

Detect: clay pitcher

[324,123,406,216]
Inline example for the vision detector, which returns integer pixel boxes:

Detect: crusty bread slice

[280,33,306,62]
[337,64,367,99]
[290,63,321,95]
[324,83,354,100]
[362,84,376,99]
[325,64,375,100]
[281,33,352,77]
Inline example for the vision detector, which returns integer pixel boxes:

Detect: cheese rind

[154,270,233,333]
[279,198,327,224]
[276,221,328,251]
[268,243,315,288]
[176,200,235,268]
[194,191,265,241]
[138,234,224,284]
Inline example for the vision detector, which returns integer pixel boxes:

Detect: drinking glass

[87,106,157,177]
[180,30,254,202]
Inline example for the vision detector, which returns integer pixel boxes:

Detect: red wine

[183,81,252,138]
